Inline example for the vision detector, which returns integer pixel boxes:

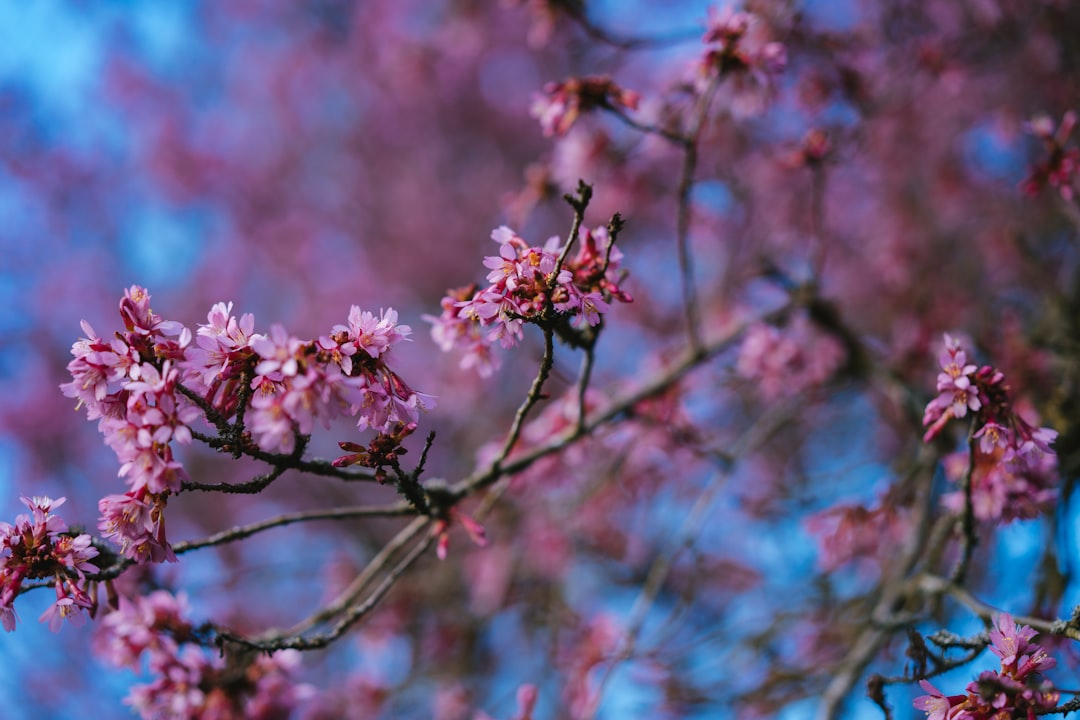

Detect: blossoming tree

[2,0,1079,718]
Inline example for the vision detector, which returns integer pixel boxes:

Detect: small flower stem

[604,106,688,145]
[552,180,593,282]
[490,328,557,476]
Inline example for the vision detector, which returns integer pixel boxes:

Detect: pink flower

[95,589,311,718]
[99,492,176,564]
[911,679,961,720]
[974,421,1009,454]
[252,324,304,378]
[577,291,610,327]
[39,581,91,633]
[484,239,523,287]
[697,6,786,115]
[53,534,100,575]
[0,496,98,632]
[119,285,187,338]
[340,306,411,360]
[182,301,261,392]
[806,499,908,572]
[429,223,630,373]
[60,321,139,420]
[249,391,299,454]
[735,316,846,399]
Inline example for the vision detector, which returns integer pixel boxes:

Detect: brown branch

[225,515,432,647]
[948,432,979,585]
[173,503,416,555]
[675,75,721,355]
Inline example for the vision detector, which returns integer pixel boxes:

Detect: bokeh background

[1,1,1079,718]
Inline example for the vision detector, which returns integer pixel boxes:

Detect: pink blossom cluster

[1021,110,1079,200]
[63,287,433,566]
[94,589,312,719]
[181,301,259,417]
[922,334,1058,523]
[914,613,1059,719]
[427,225,632,376]
[530,75,640,137]
[61,287,197,564]
[0,496,98,632]
[247,305,432,454]
[698,6,787,116]
[62,286,196,495]
[735,315,847,399]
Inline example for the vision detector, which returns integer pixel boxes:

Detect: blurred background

[1,1,1079,718]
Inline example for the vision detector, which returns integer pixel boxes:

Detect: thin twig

[675,75,721,355]
[173,503,416,555]
[918,574,1080,642]
[453,298,803,504]
[553,180,592,281]
[491,328,557,473]
[949,432,979,585]
[604,106,688,145]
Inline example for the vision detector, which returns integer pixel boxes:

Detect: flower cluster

[62,287,196,493]
[698,6,787,116]
[94,590,312,719]
[913,613,1058,719]
[1021,110,1079,200]
[62,287,197,564]
[0,496,98,632]
[63,287,433,566]
[922,334,1058,523]
[181,301,259,417]
[427,225,631,376]
[530,75,640,137]
[247,305,431,454]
